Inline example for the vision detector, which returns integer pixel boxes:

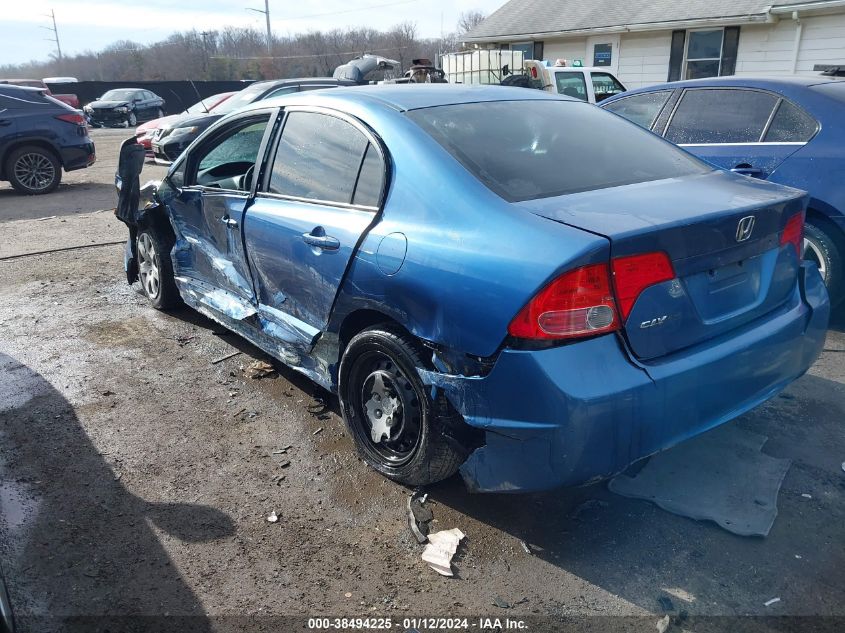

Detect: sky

[0,0,506,66]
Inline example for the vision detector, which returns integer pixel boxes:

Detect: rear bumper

[60,141,96,172]
[424,262,830,492]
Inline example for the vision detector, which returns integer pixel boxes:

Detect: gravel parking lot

[1,131,844,631]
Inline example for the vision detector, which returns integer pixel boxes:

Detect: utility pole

[247,0,272,55]
[41,9,63,62]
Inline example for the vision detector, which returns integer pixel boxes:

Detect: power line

[210,44,410,61]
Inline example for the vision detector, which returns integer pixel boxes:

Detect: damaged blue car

[115,85,829,492]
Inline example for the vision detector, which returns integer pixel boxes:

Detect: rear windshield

[406,100,711,202]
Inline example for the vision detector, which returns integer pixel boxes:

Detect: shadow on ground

[0,352,234,632]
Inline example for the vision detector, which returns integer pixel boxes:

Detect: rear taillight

[781,210,805,258]
[55,113,85,125]
[612,252,675,321]
[508,264,619,340]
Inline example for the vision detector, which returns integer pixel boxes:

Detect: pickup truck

[0,78,79,109]
[523,60,626,103]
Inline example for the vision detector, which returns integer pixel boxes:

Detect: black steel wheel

[339,326,466,486]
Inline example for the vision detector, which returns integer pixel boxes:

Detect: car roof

[616,75,845,97]
[0,84,45,96]
[252,83,571,112]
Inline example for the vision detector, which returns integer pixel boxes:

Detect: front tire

[339,326,466,486]
[136,225,181,310]
[6,145,61,195]
[804,221,843,306]
[127,111,137,127]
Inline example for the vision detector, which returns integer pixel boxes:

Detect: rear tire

[339,326,466,486]
[6,145,61,195]
[804,221,843,306]
[136,224,181,310]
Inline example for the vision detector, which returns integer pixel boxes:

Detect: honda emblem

[736,216,756,242]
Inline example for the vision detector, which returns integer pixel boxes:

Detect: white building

[464,0,845,88]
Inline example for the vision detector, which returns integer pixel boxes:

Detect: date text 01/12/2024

[307,617,529,630]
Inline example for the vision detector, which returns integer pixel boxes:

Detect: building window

[684,29,724,79]
[510,41,535,60]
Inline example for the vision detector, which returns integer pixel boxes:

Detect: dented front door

[168,114,274,318]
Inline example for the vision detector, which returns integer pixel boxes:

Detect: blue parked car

[600,76,845,306]
[115,85,829,492]
[0,84,95,195]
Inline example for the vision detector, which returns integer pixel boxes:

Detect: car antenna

[189,79,208,113]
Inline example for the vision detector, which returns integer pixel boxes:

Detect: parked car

[0,78,78,108]
[600,76,845,305]
[136,91,234,156]
[150,78,354,164]
[115,85,828,493]
[84,88,165,128]
[0,84,95,194]
[520,60,627,103]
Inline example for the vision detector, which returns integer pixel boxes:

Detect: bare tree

[457,10,486,34]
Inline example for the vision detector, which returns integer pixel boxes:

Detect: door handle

[731,166,763,177]
[220,215,239,229]
[302,229,340,251]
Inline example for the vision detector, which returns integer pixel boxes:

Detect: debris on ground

[232,407,247,418]
[657,596,674,611]
[841,461,845,473]
[570,498,609,520]
[266,511,279,523]
[520,540,532,555]
[279,460,291,469]
[655,614,671,633]
[101,390,115,396]
[764,597,781,607]
[492,596,511,609]
[801,493,813,499]
[313,427,324,435]
[246,360,276,379]
[407,490,433,544]
[272,445,293,455]
[211,350,242,365]
[421,528,465,576]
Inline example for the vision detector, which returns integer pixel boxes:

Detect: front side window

[268,111,374,205]
[192,116,271,190]
[665,89,778,144]
[685,29,723,79]
[554,72,588,101]
[407,100,710,203]
[591,72,625,103]
[764,100,818,143]
[603,91,672,129]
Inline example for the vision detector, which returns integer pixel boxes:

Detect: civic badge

[736,216,756,242]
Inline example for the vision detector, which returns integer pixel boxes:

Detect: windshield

[407,100,711,203]
[212,83,267,114]
[100,89,138,101]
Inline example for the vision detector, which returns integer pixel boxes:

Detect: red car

[135,92,234,156]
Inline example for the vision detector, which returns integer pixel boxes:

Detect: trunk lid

[518,171,807,360]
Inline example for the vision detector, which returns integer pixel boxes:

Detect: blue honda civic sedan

[600,76,845,306]
[115,85,829,492]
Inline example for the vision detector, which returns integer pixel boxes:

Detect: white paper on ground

[421,528,465,576]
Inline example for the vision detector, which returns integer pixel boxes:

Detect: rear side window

[263,86,298,100]
[352,144,384,207]
[764,100,818,142]
[268,111,372,205]
[665,89,778,144]
[407,100,711,203]
[591,73,625,103]
[603,91,672,129]
[554,73,588,101]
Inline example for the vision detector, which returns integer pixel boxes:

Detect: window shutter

[668,30,686,81]
[720,26,741,76]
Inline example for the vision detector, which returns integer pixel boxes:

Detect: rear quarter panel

[325,104,611,359]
